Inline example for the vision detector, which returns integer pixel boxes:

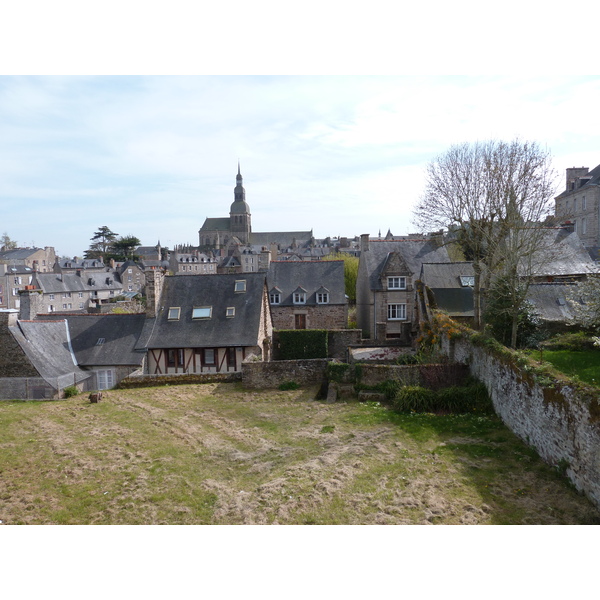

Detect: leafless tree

[414,139,557,342]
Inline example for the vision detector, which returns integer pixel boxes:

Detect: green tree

[1,232,18,251]
[109,235,141,261]
[86,226,119,259]
[323,251,359,303]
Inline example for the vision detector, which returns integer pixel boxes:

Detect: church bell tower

[229,162,251,244]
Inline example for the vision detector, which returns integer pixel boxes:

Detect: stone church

[198,164,314,251]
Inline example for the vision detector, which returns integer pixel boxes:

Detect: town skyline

[2,75,600,258]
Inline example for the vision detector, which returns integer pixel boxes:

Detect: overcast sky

[2,75,600,258]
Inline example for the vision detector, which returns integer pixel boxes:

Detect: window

[235,280,246,293]
[227,347,236,370]
[168,307,181,320]
[14,277,21,285]
[97,369,114,390]
[79,303,84,309]
[12,288,19,296]
[582,196,587,210]
[460,276,475,287]
[192,306,212,319]
[78,292,83,298]
[387,276,406,290]
[226,307,235,318]
[387,303,407,320]
[270,292,281,304]
[316,292,329,304]
[167,349,185,368]
[96,338,105,346]
[293,291,306,304]
[62,304,67,309]
[582,217,587,234]
[203,348,216,365]
[128,268,132,273]
[574,198,577,212]
[48,305,55,312]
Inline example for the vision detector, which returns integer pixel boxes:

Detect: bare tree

[414,139,557,341]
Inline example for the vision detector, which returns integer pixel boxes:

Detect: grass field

[534,349,600,387]
[1,383,598,525]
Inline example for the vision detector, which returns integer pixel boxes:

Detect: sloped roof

[141,273,268,349]
[200,217,231,232]
[361,239,451,290]
[9,320,91,387]
[36,313,146,367]
[526,283,578,322]
[250,231,312,247]
[267,261,347,306]
[420,262,475,289]
[34,271,123,294]
[0,248,43,261]
[528,229,600,277]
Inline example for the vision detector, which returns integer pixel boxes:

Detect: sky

[2,74,600,258]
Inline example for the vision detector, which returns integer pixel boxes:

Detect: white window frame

[316,292,329,304]
[234,280,246,293]
[168,307,181,320]
[96,369,115,390]
[387,303,407,320]
[269,292,281,305]
[293,292,306,305]
[226,307,235,318]
[387,276,407,290]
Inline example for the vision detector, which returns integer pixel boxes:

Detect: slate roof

[420,262,475,317]
[200,217,231,232]
[529,229,600,277]
[9,320,91,387]
[526,283,578,322]
[0,248,43,261]
[140,272,268,350]
[34,271,123,294]
[362,239,452,290]
[267,260,347,306]
[250,231,313,247]
[36,313,146,366]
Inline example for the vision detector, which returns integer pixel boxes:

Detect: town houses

[2,163,600,399]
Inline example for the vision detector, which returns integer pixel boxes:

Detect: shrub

[543,332,598,351]
[278,381,299,391]
[390,378,492,414]
[63,386,79,398]
[277,330,328,360]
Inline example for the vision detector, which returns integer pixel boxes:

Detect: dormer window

[235,280,246,293]
[460,276,475,287]
[168,307,181,320]
[192,306,212,319]
[293,287,307,304]
[269,287,282,305]
[388,276,406,290]
[316,286,330,304]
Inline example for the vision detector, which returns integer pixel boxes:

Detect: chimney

[360,234,370,252]
[0,309,19,328]
[145,269,166,318]
[566,167,589,191]
[19,289,43,320]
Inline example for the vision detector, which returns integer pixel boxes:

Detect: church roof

[200,217,231,232]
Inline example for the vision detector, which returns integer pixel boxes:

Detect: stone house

[266,260,348,330]
[0,263,36,310]
[137,271,273,375]
[0,246,56,273]
[554,165,600,259]
[32,269,123,313]
[356,234,451,341]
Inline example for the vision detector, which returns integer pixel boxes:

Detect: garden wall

[440,334,600,508]
[357,363,469,389]
[242,359,328,389]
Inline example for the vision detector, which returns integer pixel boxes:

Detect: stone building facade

[554,165,600,258]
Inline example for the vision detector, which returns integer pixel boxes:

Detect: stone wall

[440,334,600,508]
[270,304,348,330]
[242,359,328,389]
[327,329,362,360]
[358,363,469,389]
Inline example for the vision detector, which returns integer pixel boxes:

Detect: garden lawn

[537,349,600,387]
[0,383,598,525]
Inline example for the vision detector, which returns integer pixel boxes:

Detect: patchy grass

[534,350,600,387]
[0,383,598,525]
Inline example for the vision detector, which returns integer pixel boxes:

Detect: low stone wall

[242,359,329,389]
[358,363,469,390]
[328,329,362,360]
[440,334,600,508]
[117,372,241,389]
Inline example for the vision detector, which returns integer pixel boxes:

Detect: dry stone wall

[440,334,600,508]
